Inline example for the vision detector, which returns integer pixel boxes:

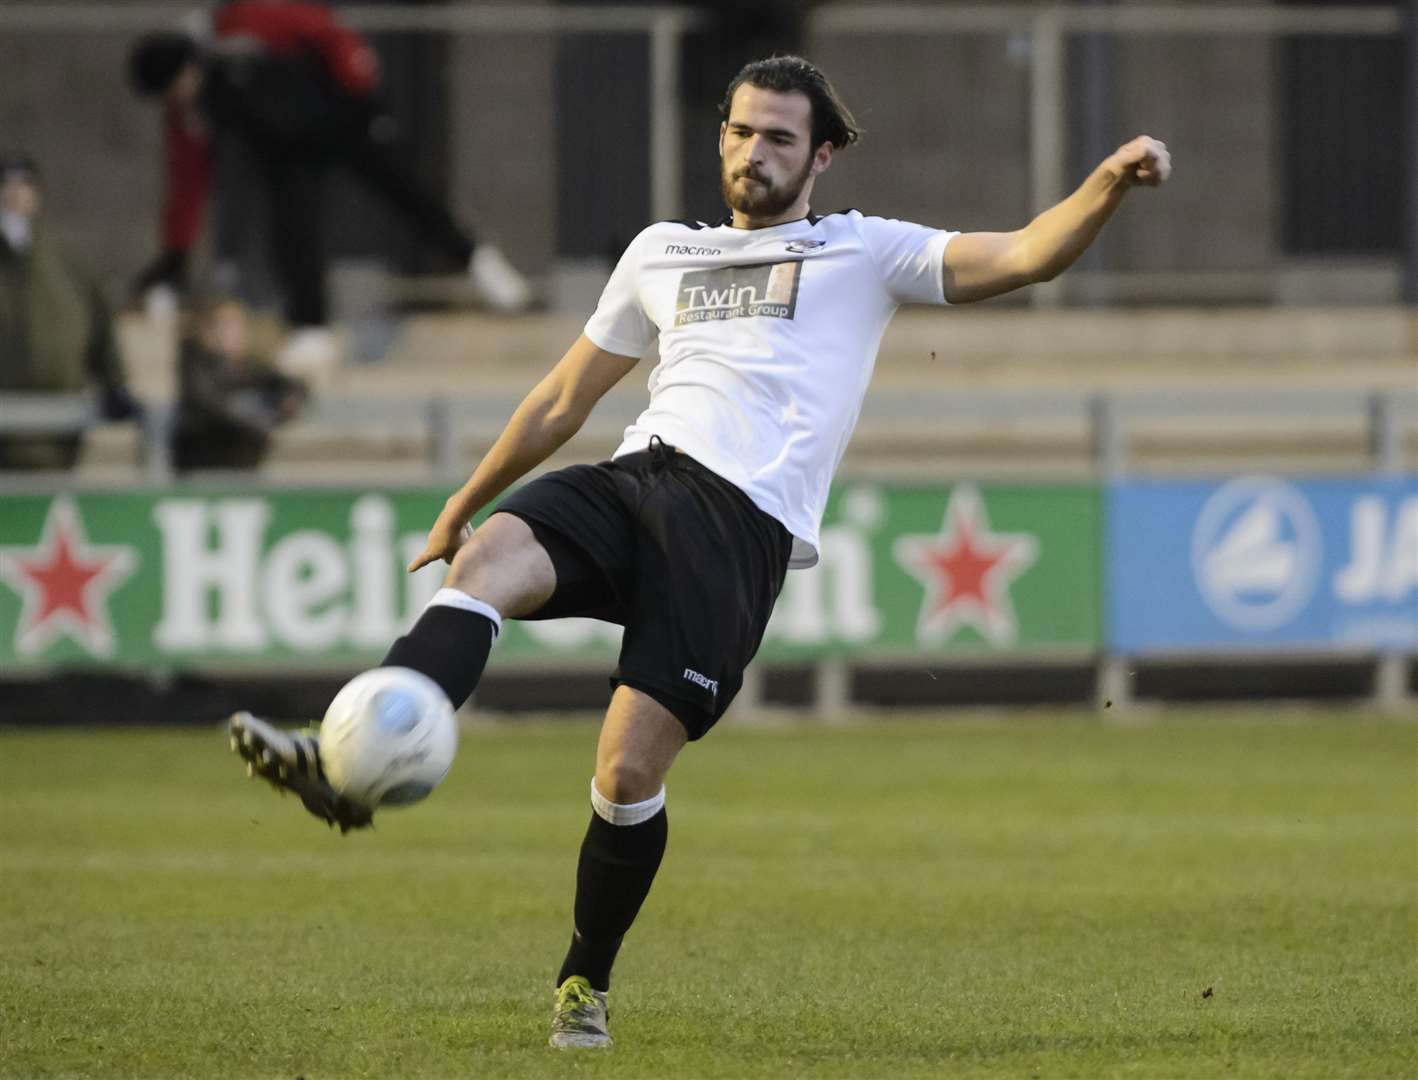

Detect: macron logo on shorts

[683,668,719,697]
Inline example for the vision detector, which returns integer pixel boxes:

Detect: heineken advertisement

[0,483,1102,671]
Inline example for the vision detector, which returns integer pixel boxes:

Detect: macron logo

[683,668,719,696]
[666,244,722,256]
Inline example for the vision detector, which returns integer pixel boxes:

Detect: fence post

[1090,393,1122,478]
[735,664,765,725]
[427,397,455,478]
[1362,389,1411,711]
[1367,391,1400,474]
[648,11,685,223]
[1374,653,1411,714]
[141,404,171,482]
[813,658,851,722]
[1097,656,1133,714]
[1405,0,1418,304]
[1030,7,1066,308]
[1089,392,1128,711]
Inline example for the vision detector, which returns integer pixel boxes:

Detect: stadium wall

[0,1,1381,298]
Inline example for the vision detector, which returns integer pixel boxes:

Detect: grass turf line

[1,709,1414,1079]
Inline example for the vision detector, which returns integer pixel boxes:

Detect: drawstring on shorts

[647,434,675,472]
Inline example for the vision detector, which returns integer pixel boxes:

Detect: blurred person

[171,293,307,473]
[228,56,1171,1048]
[127,12,531,362]
[0,154,142,471]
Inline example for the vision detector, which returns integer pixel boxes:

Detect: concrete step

[116,307,1418,407]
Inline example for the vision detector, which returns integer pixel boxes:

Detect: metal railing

[1,387,1413,712]
[2,386,1413,481]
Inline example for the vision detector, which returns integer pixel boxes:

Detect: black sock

[380,604,495,710]
[556,808,668,992]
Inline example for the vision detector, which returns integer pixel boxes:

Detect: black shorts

[495,439,792,739]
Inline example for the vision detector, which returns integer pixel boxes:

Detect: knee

[443,526,513,608]
[443,514,553,617]
[445,535,490,594]
[595,754,662,805]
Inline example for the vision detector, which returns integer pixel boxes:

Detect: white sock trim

[427,588,502,641]
[590,778,665,826]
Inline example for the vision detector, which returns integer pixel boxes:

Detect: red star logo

[0,496,138,657]
[892,485,1039,645]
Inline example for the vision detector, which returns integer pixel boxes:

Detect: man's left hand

[1107,135,1171,187]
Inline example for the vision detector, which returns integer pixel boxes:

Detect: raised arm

[407,335,638,571]
[941,135,1171,304]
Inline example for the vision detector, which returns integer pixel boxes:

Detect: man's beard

[720,155,814,218]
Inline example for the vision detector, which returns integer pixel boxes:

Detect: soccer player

[230,55,1170,1048]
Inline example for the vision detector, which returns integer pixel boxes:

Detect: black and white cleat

[227,712,374,833]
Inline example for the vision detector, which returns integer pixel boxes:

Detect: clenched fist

[1108,135,1171,187]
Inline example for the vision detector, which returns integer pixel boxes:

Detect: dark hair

[128,32,199,97]
[0,151,39,184]
[719,56,861,151]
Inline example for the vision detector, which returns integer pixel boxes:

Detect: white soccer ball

[319,667,458,811]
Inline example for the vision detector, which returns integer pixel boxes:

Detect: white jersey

[585,209,957,568]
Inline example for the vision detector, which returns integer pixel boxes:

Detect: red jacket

[215,1,378,97]
[161,1,378,252]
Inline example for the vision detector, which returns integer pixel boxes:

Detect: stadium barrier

[4,386,1413,480]
[2,468,1413,715]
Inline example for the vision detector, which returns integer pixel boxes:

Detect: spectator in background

[0,153,142,471]
[172,293,307,473]
[128,7,531,368]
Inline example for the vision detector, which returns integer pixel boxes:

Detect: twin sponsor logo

[674,262,802,326]
[1112,475,1418,650]
[785,238,827,254]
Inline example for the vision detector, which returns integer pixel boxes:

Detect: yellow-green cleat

[549,975,611,1049]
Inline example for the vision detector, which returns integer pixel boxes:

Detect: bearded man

[229,55,1171,1049]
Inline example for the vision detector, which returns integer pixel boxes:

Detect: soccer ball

[319,667,458,810]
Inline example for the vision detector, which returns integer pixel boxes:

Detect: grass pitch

[1,708,1414,1079]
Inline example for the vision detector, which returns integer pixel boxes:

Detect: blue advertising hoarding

[1110,475,1418,653]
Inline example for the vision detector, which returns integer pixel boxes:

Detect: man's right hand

[407,508,474,572]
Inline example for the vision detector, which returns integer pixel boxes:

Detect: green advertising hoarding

[0,482,1100,672]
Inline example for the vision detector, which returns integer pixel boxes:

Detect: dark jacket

[0,228,127,469]
[171,339,306,473]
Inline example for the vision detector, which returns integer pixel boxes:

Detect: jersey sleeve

[216,1,379,96]
[583,231,658,358]
[284,2,379,96]
[854,214,959,306]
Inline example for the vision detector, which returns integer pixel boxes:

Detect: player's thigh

[443,511,557,618]
[614,462,792,739]
[595,685,688,803]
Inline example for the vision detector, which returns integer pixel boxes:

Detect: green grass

[1,709,1414,1079]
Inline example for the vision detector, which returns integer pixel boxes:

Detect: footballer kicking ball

[319,667,458,811]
